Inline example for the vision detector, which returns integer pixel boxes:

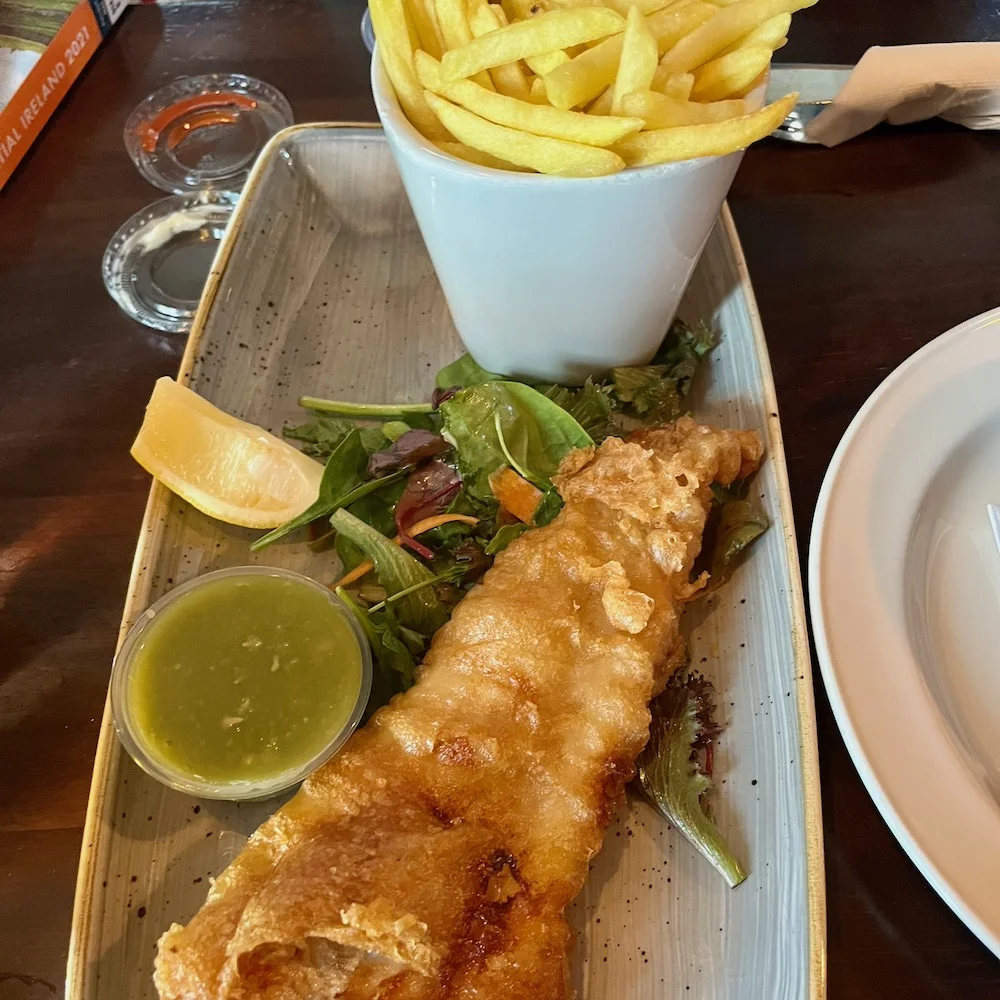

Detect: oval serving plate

[69,125,825,999]
[811,305,1000,957]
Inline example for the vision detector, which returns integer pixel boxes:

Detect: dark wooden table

[1,1,997,996]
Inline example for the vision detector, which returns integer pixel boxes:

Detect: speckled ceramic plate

[67,125,825,1000]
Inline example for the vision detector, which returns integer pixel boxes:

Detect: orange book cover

[0,0,127,189]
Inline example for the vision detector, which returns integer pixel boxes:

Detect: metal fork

[766,64,853,143]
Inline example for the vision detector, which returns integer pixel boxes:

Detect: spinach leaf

[440,381,593,500]
[484,523,527,555]
[435,353,500,390]
[532,487,563,526]
[330,508,448,634]
[417,489,491,551]
[251,429,366,551]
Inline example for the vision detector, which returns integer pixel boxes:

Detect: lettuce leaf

[708,499,769,590]
[335,588,418,715]
[638,672,747,888]
[330,508,448,635]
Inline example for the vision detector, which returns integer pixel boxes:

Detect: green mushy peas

[128,573,364,784]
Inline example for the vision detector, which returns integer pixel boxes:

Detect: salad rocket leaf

[440,381,593,500]
[652,317,717,385]
[330,508,449,635]
[284,413,386,461]
[638,671,748,888]
[611,319,719,425]
[539,379,616,441]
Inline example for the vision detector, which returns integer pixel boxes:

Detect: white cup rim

[370,48,762,185]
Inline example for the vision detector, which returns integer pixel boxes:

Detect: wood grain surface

[0,0,998,997]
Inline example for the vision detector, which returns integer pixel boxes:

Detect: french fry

[588,86,614,115]
[375,0,810,174]
[500,0,520,21]
[733,67,768,97]
[543,34,623,110]
[530,75,550,102]
[720,10,790,53]
[436,0,473,48]
[371,0,419,65]
[657,0,816,76]
[541,3,711,112]
[468,0,532,99]
[614,91,795,166]
[407,0,445,57]
[435,139,530,169]
[488,0,572,80]
[424,91,626,175]
[647,1,716,54]
[690,44,770,101]
[604,0,676,14]
[439,7,626,84]
[662,72,694,99]
[370,0,452,140]
[511,0,549,16]
[378,47,452,140]
[435,0,496,88]
[548,0,675,15]
[418,51,643,144]
[525,50,571,75]
[610,6,658,114]
[620,89,744,127]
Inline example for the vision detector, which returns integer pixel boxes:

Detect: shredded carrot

[489,466,542,524]
[329,513,479,590]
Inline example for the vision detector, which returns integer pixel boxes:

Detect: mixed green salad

[255,319,768,885]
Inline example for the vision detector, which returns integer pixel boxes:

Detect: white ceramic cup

[372,53,748,384]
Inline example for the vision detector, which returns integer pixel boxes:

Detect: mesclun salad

[251,319,768,886]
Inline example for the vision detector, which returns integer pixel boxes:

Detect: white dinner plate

[810,305,1000,956]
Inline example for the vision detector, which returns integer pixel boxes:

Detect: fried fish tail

[155,417,762,1000]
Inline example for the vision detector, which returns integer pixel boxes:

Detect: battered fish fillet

[154,417,763,1000]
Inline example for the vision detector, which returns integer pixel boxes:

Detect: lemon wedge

[131,377,324,529]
